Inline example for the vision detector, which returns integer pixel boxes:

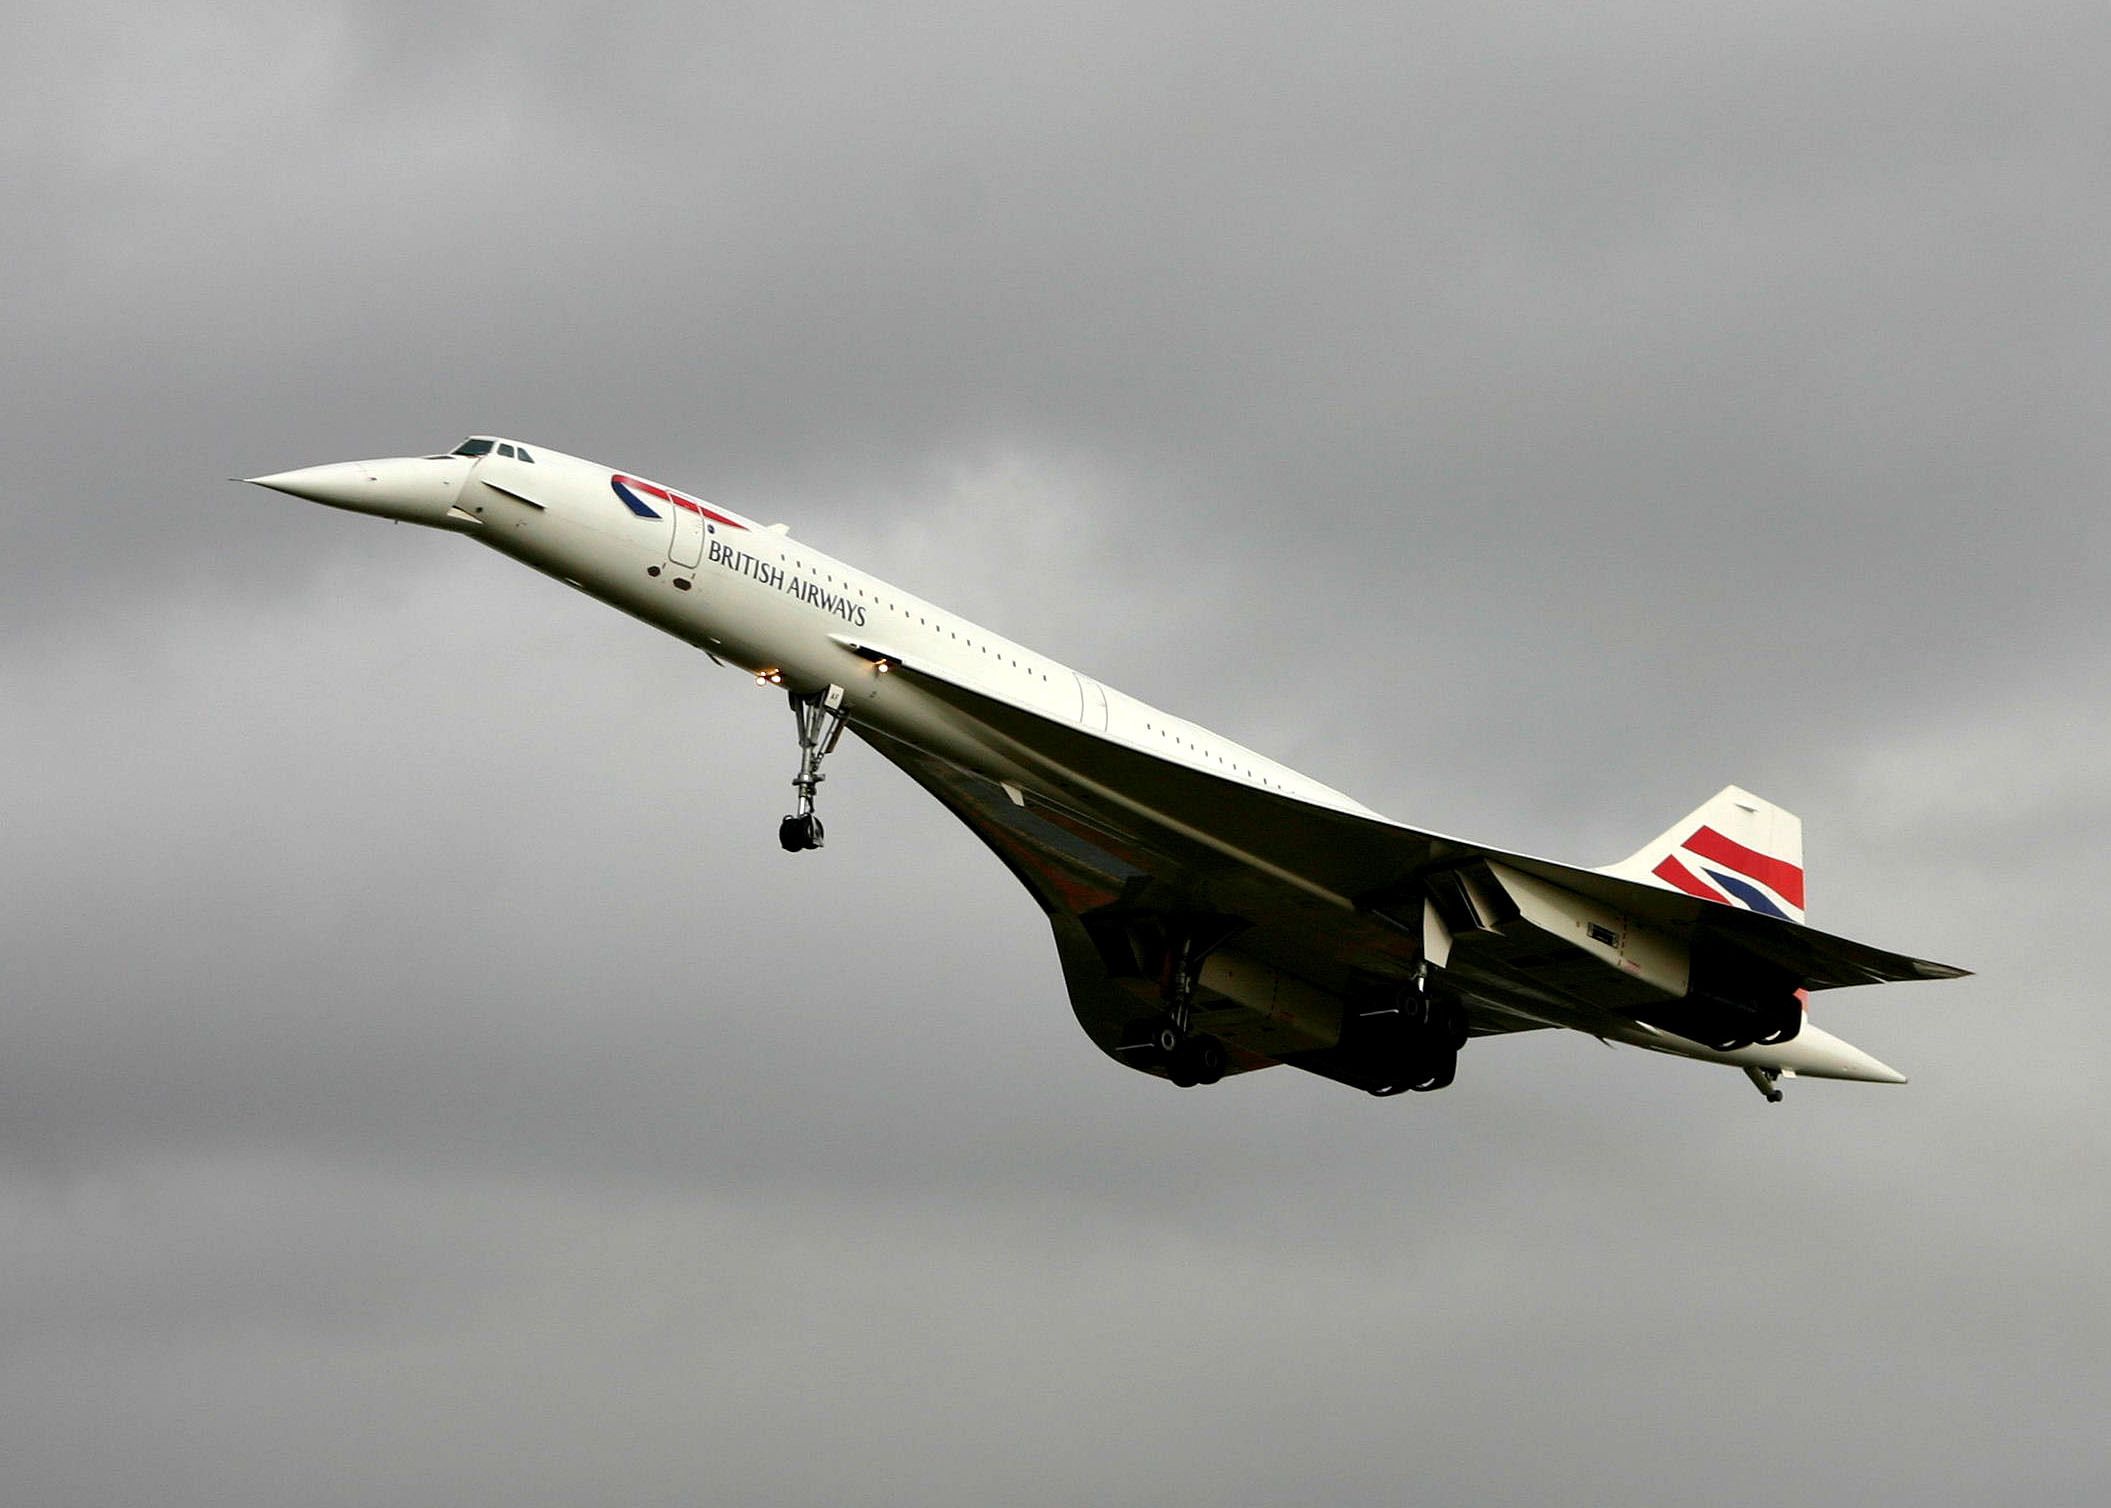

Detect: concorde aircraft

[247,437,1966,1102]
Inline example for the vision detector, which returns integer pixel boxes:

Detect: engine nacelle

[1635,988,1803,1052]
[1193,951,1344,1054]
[1424,860,1801,1050]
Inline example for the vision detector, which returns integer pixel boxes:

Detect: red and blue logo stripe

[1651,826,1804,920]
[611,474,746,530]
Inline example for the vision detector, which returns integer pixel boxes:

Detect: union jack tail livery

[1601,785,1808,924]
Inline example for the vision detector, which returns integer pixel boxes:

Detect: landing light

[756,668,784,686]
[876,659,891,673]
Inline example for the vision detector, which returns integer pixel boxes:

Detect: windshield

[447,437,533,462]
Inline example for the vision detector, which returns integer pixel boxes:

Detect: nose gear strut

[779,684,848,852]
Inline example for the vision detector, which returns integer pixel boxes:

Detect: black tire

[1409,1049,1457,1092]
[1153,1024,1183,1056]
[1191,1036,1227,1086]
[778,815,807,852]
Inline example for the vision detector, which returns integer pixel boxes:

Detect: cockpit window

[447,437,535,461]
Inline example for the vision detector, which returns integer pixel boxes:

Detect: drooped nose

[246,456,472,528]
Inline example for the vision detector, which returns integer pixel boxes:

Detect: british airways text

[709,538,869,628]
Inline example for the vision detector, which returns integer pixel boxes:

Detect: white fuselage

[462,444,1376,819]
[248,439,1922,1090]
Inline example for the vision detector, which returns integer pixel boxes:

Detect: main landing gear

[1363,971,1467,1096]
[1157,1029,1228,1089]
[1130,919,1240,1088]
[779,685,848,853]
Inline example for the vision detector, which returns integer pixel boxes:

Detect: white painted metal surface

[246,437,1964,1099]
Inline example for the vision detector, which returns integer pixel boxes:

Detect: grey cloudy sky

[3,2,2106,1503]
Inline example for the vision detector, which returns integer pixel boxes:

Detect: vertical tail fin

[1599,785,1807,924]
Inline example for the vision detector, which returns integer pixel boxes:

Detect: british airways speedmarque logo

[1651,826,1805,920]
[610,473,746,530]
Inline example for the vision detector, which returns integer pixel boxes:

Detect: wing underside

[850,654,1964,1089]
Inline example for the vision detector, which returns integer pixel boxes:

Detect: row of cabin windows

[1140,719,1283,790]
[788,546,1282,786]
[788,555,1053,682]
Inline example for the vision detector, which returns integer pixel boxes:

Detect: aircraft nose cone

[243,455,472,529]
[246,461,374,507]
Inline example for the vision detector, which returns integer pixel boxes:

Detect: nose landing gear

[779,685,848,853]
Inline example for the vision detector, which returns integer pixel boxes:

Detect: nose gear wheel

[780,685,848,853]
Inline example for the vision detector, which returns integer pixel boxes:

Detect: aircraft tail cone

[1759,1021,1908,1084]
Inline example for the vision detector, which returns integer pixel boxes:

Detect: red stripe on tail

[1653,854,1732,903]
[1682,825,1805,909]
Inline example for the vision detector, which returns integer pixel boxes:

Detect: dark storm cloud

[3,2,2107,1504]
